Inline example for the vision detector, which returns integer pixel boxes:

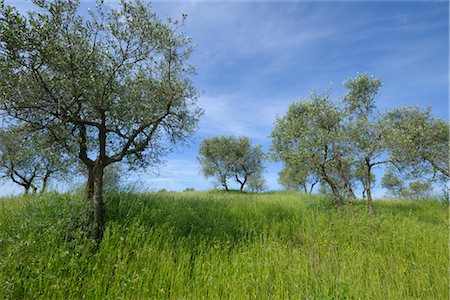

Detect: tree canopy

[271,74,449,211]
[271,91,345,205]
[198,136,266,192]
[383,106,449,180]
[0,0,202,240]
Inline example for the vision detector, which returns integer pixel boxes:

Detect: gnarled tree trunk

[344,184,356,204]
[92,165,105,242]
[320,165,343,206]
[365,158,374,215]
[235,174,248,191]
[86,167,95,200]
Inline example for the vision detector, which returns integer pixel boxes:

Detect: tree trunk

[365,159,373,215]
[320,165,343,206]
[336,158,355,204]
[236,174,248,191]
[309,180,318,195]
[86,167,95,200]
[329,180,343,206]
[221,177,229,191]
[40,169,52,194]
[24,185,30,195]
[41,177,49,194]
[303,184,308,194]
[344,184,356,204]
[92,165,105,242]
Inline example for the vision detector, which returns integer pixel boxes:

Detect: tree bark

[92,165,105,242]
[221,176,229,191]
[41,177,49,194]
[336,158,356,204]
[308,180,318,195]
[303,184,308,194]
[86,167,95,200]
[365,158,374,215]
[320,165,343,206]
[235,174,248,191]
[344,184,356,204]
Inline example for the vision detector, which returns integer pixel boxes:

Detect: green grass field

[0,191,448,299]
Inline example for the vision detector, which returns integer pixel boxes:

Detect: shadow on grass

[103,192,300,243]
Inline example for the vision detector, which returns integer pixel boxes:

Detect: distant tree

[381,170,405,198]
[198,137,233,191]
[247,172,266,192]
[382,168,434,200]
[198,136,266,191]
[342,74,388,214]
[384,106,449,180]
[0,126,69,194]
[271,91,345,206]
[0,0,201,241]
[278,164,319,194]
[102,164,123,193]
[405,181,432,199]
[231,137,266,191]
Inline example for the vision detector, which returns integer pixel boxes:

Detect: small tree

[381,170,405,198]
[342,73,388,214]
[0,126,69,194]
[270,91,345,205]
[198,136,266,191]
[406,181,432,199]
[278,164,319,194]
[0,0,202,240]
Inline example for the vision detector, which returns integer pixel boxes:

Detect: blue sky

[0,1,448,197]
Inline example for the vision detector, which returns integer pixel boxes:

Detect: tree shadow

[104,192,298,243]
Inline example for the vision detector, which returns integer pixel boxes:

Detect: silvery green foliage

[381,169,405,198]
[0,125,70,193]
[0,0,202,240]
[278,164,319,194]
[0,0,202,170]
[270,91,345,203]
[340,73,395,212]
[382,169,433,199]
[383,106,449,180]
[198,136,266,191]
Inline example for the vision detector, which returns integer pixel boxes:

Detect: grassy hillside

[0,191,448,299]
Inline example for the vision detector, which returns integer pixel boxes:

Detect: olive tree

[329,157,357,203]
[198,136,266,191]
[0,125,70,194]
[0,0,202,240]
[381,170,405,198]
[383,106,449,179]
[342,74,389,213]
[270,91,345,206]
[382,170,433,199]
[278,164,319,194]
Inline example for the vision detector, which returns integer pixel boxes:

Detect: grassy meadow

[0,191,448,299]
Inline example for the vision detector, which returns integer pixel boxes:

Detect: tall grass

[0,191,448,299]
